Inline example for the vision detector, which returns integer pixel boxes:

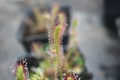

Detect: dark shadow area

[100,38,120,80]
[103,0,120,39]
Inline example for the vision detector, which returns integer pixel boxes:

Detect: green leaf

[16,65,25,80]
[54,25,62,55]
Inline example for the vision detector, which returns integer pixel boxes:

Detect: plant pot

[17,5,71,53]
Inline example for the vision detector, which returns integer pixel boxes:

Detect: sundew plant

[10,58,29,80]
[47,18,67,79]
[47,17,81,80]
[10,22,81,80]
[10,5,84,80]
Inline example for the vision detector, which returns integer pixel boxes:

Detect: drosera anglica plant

[10,18,92,80]
[45,13,68,79]
[47,18,82,80]
[47,24,66,80]
[25,4,68,36]
[10,58,29,80]
[11,10,92,79]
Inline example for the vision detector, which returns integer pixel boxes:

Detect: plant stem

[54,57,58,80]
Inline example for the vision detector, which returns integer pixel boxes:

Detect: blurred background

[0,0,120,80]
